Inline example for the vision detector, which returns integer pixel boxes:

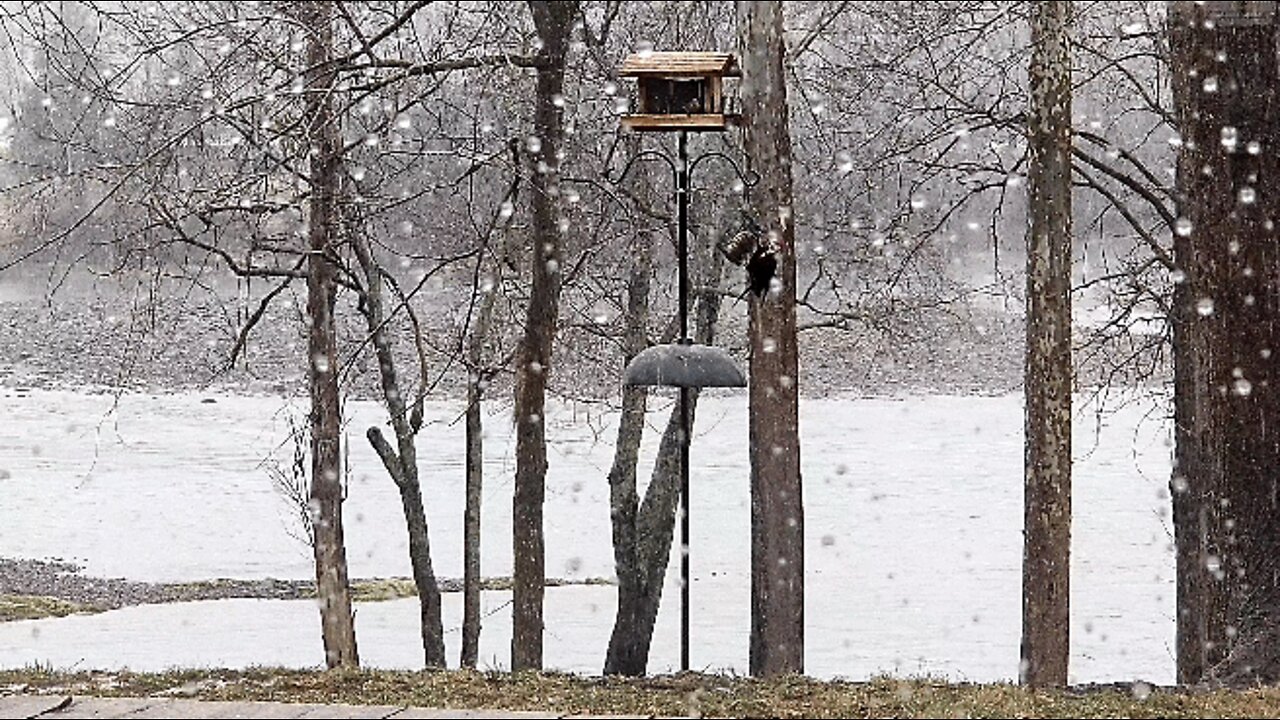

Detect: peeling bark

[1022,0,1073,689]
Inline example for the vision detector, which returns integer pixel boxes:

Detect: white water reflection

[0,388,1176,683]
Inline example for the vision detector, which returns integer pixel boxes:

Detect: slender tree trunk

[462,366,485,669]
[602,397,653,675]
[1021,0,1073,689]
[512,0,576,672]
[300,0,357,669]
[607,390,699,673]
[391,464,447,668]
[1169,0,1280,687]
[350,226,446,669]
[463,139,522,668]
[737,0,804,678]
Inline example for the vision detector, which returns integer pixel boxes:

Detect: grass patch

[165,579,253,595]
[4,667,1280,718]
[0,595,101,622]
[339,576,615,603]
[350,579,418,602]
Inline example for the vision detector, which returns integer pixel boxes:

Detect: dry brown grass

[0,595,101,622]
[4,667,1280,718]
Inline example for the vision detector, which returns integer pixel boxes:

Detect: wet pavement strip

[0,694,666,718]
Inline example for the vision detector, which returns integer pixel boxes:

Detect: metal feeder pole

[616,126,751,673]
[676,130,691,674]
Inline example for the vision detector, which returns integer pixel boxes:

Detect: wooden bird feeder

[619,51,741,132]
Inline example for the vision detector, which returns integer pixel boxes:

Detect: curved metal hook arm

[605,148,678,186]
[687,151,761,188]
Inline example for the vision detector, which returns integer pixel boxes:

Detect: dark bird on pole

[718,211,775,298]
[746,244,777,298]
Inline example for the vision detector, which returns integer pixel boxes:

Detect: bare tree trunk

[1169,1,1217,685]
[606,391,695,674]
[1021,0,1073,689]
[603,144,655,676]
[511,0,576,673]
[1169,0,1280,687]
[462,139,522,669]
[605,193,728,675]
[300,0,357,670]
[601,410,651,677]
[349,222,446,668]
[737,0,804,678]
[1170,261,1206,686]
[462,367,484,668]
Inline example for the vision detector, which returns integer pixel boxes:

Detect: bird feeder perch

[620,51,741,132]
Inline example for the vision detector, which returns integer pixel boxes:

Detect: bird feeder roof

[619,51,741,78]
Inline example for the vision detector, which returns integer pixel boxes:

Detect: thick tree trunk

[511,0,576,673]
[1169,2,1218,684]
[737,0,804,678]
[1168,0,1280,687]
[1021,0,1073,689]
[301,0,357,670]
[1170,265,1206,685]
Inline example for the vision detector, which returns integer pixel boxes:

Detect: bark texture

[737,0,804,678]
[604,166,729,675]
[461,366,484,668]
[463,138,521,668]
[300,0,357,670]
[1169,0,1280,687]
[511,0,576,672]
[603,143,657,676]
[1021,0,1074,689]
[350,224,446,668]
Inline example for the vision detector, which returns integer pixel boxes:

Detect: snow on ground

[0,387,1176,684]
